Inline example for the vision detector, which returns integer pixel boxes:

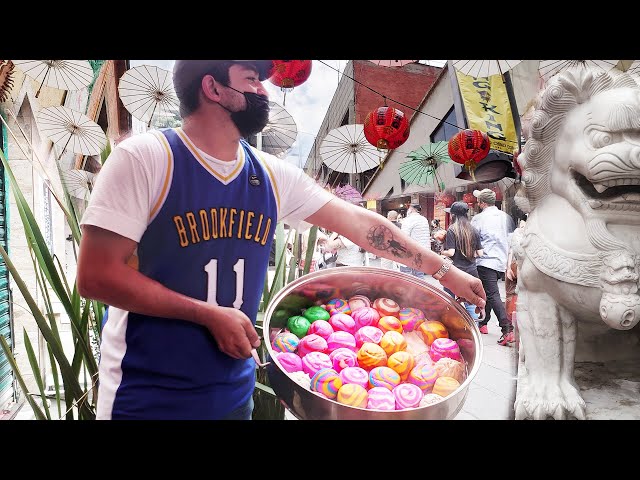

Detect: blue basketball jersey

[110,129,277,419]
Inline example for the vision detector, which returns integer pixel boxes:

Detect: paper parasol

[37,105,107,161]
[118,64,179,128]
[320,124,381,174]
[12,60,94,98]
[399,141,452,191]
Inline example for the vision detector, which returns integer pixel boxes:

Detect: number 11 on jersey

[205,258,245,309]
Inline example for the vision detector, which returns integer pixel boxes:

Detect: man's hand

[439,266,486,310]
[199,305,261,360]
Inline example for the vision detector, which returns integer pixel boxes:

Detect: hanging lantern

[364,106,410,151]
[462,192,477,206]
[268,60,312,105]
[447,129,491,182]
[435,192,456,208]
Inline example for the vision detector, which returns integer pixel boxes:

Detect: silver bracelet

[432,257,453,280]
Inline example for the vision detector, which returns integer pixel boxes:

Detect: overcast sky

[130,60,445,168]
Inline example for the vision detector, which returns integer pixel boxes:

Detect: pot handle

[251,348,271,368]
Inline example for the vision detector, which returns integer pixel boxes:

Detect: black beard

[228,92,270,138]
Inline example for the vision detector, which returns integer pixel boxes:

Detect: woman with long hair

[442,201,484,322]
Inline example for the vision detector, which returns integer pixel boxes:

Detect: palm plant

[0,115,103,420]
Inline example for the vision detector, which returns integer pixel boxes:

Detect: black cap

[409,203,422,212]
[172,60,274,103]
[445,201,469,216]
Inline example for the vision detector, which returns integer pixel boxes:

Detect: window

[430,107,458,143]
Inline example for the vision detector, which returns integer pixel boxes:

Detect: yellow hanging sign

[455,70,517,154]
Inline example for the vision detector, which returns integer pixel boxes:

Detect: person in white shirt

[76,60,486,420]
[471,188,516,346]
[399,203,431,278]
[380,210,400,270]
[323,231,365,267]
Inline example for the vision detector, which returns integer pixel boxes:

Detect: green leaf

[0,335,47,420]
[23,328,52,420]
[302,226,318,276]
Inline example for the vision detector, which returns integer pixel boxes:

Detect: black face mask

[221,86,270,138]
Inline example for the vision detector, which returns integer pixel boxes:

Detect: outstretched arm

[305,199,486,308]
[77,225,260,359]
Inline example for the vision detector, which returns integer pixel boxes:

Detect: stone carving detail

[512,66,640,419]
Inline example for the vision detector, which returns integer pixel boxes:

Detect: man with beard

[77,60,486,420]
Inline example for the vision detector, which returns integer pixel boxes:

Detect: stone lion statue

[512,66,640,419]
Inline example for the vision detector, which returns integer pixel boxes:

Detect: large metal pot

[264,266,483,420]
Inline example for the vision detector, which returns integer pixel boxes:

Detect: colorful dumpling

[310,368,343,399]
[368,366,401,391]
[307,320,334,340]
[377,316,403,334]
[348,295,371,312]
[272,332,300,353]
[398,307,426,332]
[429,338,462,362]
[367,386,396,410]
[356,342,388,371]
[379,330,407,357]
[351,307,380,330]
[330,348,359,372]
[297,334,328,357]
[336,384,368,408]
[326,298,352,316]
[276,352,303,373]
[354,326,384,348]
[393,383,423,410]
[386,351,415,382]
[372,297,401,317]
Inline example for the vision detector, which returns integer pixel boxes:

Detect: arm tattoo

[366,225,414,260]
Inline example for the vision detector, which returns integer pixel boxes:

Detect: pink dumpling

[329,313,357,334]
[302,351,332,376]
[367,386,396,410]
[327,331,357,352]
[307,320,334,340]
[354,326,384,348]
[339,366,370,390]
[351,307,381,329]
[277,352,303,373]
[393,383,423,410]
[329,347,359,372]
[429,338,462,362]
[297,334,328,357]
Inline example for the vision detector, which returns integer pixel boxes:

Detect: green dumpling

[287,315,312,338]
[303,306,330,323]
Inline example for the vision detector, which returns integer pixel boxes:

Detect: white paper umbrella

[12,60,94,98]
[451,60,522,78]
[62,169,96,200]
[260,101,297,158]
[37,105,107,160]
[538,60,620,82]
[320,124,381,174]
[118,64,179,128]
[369,60,418,68]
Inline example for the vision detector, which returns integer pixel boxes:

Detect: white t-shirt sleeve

[252,148,334,232]
[80,132,167,242]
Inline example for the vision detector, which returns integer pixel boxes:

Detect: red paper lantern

[268,60,312,91]
[435,192,456,207]
[463,192,477,206]
[363,106,410,150]
[447,129,491,181]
